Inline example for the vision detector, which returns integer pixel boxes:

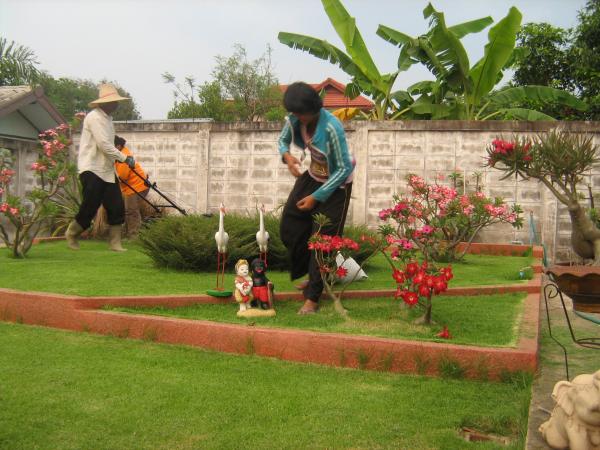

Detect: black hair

[283,82,322,114]
[114,135,126,147]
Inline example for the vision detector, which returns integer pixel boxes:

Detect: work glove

[124,156,136,169]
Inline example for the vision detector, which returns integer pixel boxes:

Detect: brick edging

[0,279,541,380]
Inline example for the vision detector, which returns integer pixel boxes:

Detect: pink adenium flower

[420,225,435,235]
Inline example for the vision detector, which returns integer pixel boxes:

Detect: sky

[0,0,588,119]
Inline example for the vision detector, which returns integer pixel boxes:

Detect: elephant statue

[539,369,600,450]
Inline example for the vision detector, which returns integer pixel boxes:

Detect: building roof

[0,85,65,141]
[280,78,374,111]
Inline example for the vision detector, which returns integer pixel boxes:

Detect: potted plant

[487,129,600,312]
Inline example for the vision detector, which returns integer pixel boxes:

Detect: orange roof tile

[280,78,374,111]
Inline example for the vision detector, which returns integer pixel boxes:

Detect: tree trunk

[324,284,348,317]
[568,203,600,264]
[414,295,432,325]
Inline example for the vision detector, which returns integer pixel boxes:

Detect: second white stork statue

[256,204,269,264]
[214,203,229,290]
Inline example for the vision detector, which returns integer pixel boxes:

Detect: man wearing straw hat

[65,83,136,252]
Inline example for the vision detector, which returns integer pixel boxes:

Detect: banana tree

[377,3,588,120]
[278,0,410,120]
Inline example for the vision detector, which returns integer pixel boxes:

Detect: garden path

[526,281,599,449]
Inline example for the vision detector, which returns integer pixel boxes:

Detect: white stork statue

[256,204,269,264]
[214,203,229,289]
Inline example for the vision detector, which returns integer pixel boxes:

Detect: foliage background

[138,213,376,272]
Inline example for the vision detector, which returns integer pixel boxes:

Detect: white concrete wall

[7,120,600,264]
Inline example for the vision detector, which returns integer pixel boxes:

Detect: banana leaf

[494,108,556,121]
[422,3,470,89]
[469,7,522,107]
[490,85,588,111]
[322,0,384,91]
[376,25,417,72]
[447,17,493,38]
[407,80,437,95]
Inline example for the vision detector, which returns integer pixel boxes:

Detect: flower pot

[544,264,600,313]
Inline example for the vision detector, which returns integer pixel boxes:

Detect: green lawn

[0,321,531,450]
[0,240,535,297]
[108,293,527,347]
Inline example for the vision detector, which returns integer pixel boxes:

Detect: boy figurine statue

[251,258,274,310]
[235,258,276,318]
[234,259,253,312]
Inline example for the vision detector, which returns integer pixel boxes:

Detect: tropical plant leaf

[494,108,556,121]
[469,7,522,106]
[422,3,471,90]
[447,17,493,38]
[503,47,530,70]
[490,85,588,111]
[278,32,365,80]
[376,25,419,72]
[390,90,413,104]
[409,99,452,119]
[322,0,383,89]
[407,80,437,95]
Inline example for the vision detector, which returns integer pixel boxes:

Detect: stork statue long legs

[256,204,269,265]
[206,203,232,297]
[214,203,229,291]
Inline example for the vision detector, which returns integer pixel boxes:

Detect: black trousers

[75,171,125,229]
[280,172,352,302]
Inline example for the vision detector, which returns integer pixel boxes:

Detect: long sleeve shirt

[278,108,354,202]
[77,108,126,183]
[115,146,148,196]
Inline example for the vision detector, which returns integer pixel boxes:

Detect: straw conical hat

[88,83,130,107]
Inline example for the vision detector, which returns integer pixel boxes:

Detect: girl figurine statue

[234,258,277,318]
[234,259,253,312]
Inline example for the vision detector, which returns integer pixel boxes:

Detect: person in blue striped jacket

[278,82,355,314]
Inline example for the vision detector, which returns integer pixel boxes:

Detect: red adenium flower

[392,269,405,283]
[335,266,348,279]
[436,326,452,339]
[405,262,419,277]
[402,291,419,307]
[412,271,425,285]
[418,284,431,297]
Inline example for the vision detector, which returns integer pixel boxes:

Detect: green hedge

[138,213,375,272]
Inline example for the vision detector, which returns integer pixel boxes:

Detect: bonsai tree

[486,130,600,264]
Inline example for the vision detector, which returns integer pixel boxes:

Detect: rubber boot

[65,220,84,250]
[108,225,127,252]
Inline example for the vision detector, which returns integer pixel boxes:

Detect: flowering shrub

[309,213,385,316]
[0,117,81,258]
[379,174,523,262]
[380,228,453,326]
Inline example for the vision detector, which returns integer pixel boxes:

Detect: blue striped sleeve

[312,121,353,202]
[278,120,292,157]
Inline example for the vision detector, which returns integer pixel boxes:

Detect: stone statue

[539,369,600,450]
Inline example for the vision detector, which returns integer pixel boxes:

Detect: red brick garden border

[0,244,543,380]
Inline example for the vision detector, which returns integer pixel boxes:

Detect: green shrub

[138,213,376,272]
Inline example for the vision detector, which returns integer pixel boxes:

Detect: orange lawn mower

[119,167,188,216]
